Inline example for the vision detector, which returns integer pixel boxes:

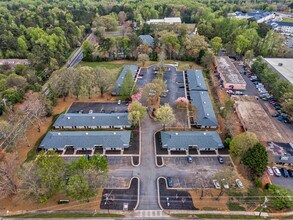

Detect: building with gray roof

[160,131,224,152]
[53,113,131,129]
[186,70,207,91]
[112,65,138,95]
[139,35,154,47]
[39,131,131,151]
[268,142,293,166]
[216,56,246,90]
[189,91,218,128]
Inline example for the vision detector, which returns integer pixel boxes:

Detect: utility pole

[259,196,268,217]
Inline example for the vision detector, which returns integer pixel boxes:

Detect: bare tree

[93,67,116,97]
[51,68,72,101]
[214,167,237,200]
[79,66,95,99]
[0,153,19,199]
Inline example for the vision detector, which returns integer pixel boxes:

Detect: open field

[4,212,123,218]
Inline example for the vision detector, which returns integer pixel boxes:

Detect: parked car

[272,113,279,117]
[275,105,281,110]
[280,168,289,177]
[118,100,121,105]
[287,169,293,178]
[213,179,221,189]
[137,76,143,79]
[267,166,274,176]
[217,156,224,164]
[235,179,244,188]
[227,90,234,95]
[187,156,192,163]
[278,115,284,121]
[284,119,291,124]
[89,109,93,114]
[222,179,229,189]
[235,91,243,95]
[272,166,281,177]
[167,177,173,187]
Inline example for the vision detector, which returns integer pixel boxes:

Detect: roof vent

[175,132,178,135]
[278,63,283,66]
[203,132,206,135]
[86,132,88,135]
[113,132,116,135]
[67,117,70,119]
[58,133,61,135]
[203,101,206,104]
[207,113,209,116]
[117,116,120,119]
[92,117,95,119]
[201,92,204,94]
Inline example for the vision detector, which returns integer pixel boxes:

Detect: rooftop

[189,90,218,127]
[186,70,207,91]
[146,17,181,24]
[139,35,154,47]
[39,131,131,150]
[263,58,293,85]
[216,56,246,85]
[160,131,224,150]
[53,113,130,127]
[113,65,138,95]
[268,142,293,164]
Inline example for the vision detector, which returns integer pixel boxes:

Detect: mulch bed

[171,151,187,155]
[189,149,199,155]
[105,150,121,155]
[155,132,168,155]
[75,150,92,155]
[132,156,139,166]
[100,178,138,210]
[200,150,217,155]
[157,156,163,166]
[123,126,139,155]
[158,178,197,210]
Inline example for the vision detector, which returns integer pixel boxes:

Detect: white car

[272,166,281,177]
[235,179,244,188]
[118,100,121,105]
[267,166,274,176]
[222,179,229,189]
[89,109,93,114]
[213,179,221,189]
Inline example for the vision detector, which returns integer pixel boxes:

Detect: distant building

[139,35,154,47]
[160,131,224,153]
[268,142,293,166]
[0,59,30,66]
[185,70,218,128]
[262,58,293,85]
[39,131,131,152]
[216,56,246,90]
[229,10,275,23]
[53,113,131,129]
[112,65,139,96]
[146,17,181,25]
[267,21,293,35]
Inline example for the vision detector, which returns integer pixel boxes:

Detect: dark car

[280,168,289,177]
[272,113,279,117]
[217,156,224,164]
[187,156,192,163]
[287,169,293,178]
[167,177,173,187]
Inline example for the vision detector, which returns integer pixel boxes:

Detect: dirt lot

[188,189,229,211]
[232,96,283,142]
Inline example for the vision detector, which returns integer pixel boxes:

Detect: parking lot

[67,102,128,114]
[162,156,234,188]
[270,174,293,191]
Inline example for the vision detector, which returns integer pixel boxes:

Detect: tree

[242,143,268,177]
[201,50,214,68]
[20,151,66,203]
[244,50,254,63]
[156,103,176,130]
[67,174,94,202]
[234,35,250,56]
[143,78,167,105]
[79,66,95,99]
[183,35,208,59]
[51,68,71,101]
[137,53,149,67]
[128,101,147,126]
[93,67,116,97]
[214,167,237,200]
[266,185,293,210]
[210,37,222,55]
[82,40,94,61]
[120,70,135,100]
[229,132,259,158]
[160,32,180,59]
[0,153,19,199]
[118,11,127,25]
[93,15,118,31]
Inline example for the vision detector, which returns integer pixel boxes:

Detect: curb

[154,128,165,167]
[156,177,165,210]
[133,177,140,211]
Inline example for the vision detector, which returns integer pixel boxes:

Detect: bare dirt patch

[188,189,228,211]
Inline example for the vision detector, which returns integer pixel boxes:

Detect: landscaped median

[172,213,263,219]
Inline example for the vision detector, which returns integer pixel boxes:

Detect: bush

[253,177,262,188]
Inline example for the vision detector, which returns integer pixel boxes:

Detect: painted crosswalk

[133,210,170,218]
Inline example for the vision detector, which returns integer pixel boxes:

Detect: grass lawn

[195,214,263,219]
[80,61,125,69]
[4,213,124,218]
[281,18,293,23]
[227,202,246,211]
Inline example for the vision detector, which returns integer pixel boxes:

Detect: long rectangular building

[53,113,131,129]
[112,65,138,95]
[160,131,224,152]
[39,131,131,151]
[216,56,246,90]
[186,70,218,128]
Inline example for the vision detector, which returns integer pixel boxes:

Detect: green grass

[4,213,124,218]
[281,18,293,23]
[80,61,125,69]
[227,202,246,211]
[172,213,192,218]
[195,214,263,219]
